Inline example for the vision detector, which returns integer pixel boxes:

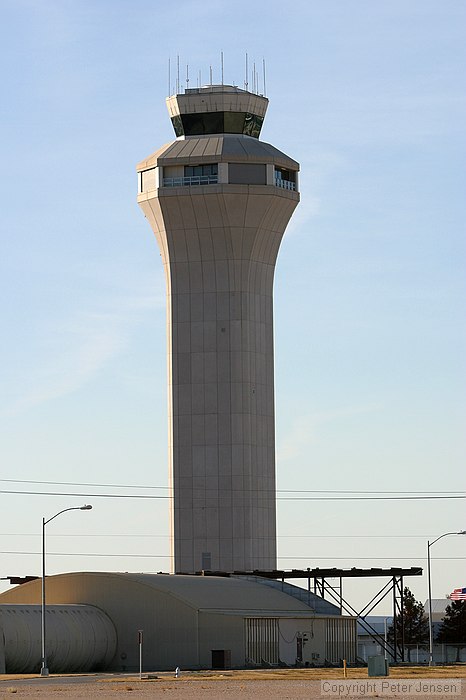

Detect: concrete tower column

[137,85,299,573]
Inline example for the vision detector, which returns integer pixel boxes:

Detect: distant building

[357,615,392,662]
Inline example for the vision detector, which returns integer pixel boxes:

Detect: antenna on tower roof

[245,53,248,91]
[221,51,224,85]
[168,57,171,96]
[209,65,213,86]
[176,55,180,93]
[186,63,189,90]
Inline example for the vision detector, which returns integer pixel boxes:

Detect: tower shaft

[137,86,299,573]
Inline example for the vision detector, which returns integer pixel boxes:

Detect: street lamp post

[41,504,92,677]
[427,530,466,667]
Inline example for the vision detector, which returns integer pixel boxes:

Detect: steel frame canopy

[194,567,423,663]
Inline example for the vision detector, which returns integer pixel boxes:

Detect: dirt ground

[0,667,465,699]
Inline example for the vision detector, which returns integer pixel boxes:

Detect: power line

[0,489,464,501]
[0,550,464,560]
[0,533,440,539]
[0,478,169,491]
[0,477,463,496]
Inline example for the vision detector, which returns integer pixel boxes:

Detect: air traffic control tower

[137,84,299,574]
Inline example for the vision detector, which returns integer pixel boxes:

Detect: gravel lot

[0,671,464,699]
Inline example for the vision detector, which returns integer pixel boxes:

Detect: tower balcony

[163,174,219,187]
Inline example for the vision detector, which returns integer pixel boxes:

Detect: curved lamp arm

[44,504,92,526]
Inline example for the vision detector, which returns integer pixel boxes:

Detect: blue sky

[1,0,465,613]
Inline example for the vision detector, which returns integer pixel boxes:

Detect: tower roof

[136,134,299,172]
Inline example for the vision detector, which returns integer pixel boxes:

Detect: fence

[358,641,466,664]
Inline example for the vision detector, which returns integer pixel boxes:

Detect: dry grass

[1,665,465,684]
[104,666,466,682]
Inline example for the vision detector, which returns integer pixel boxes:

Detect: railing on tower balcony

[274,176,296,191]
[163,175,218,187]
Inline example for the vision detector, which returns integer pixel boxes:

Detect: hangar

[0,572,356,672]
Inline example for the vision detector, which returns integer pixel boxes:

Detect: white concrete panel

[204,414,218,444]
[197,228,214,260]
[216,292,230,320]
[191,383,205,414]
[189,261,203,293]
[203,293,217,321]
[190,322,204,353]
[191,415,205,444]
[190,293,203,322]
[191,195,211,229]
[177,352,191,384]
[211,226,228,260]
[177,384,192,415]
[230,382,242,413]
[184,228,202,261]
[170,229,188,262]
[217,414,231,444]
[204,383,217,414]
[170,262,190,293]
[176,294,190,323]
[204,352,217,383]
[191,353,204,383]
[218,445,232,473]
[217,352,230,383]
[215,260,229,292]
[203,321,217,352]
[192,446,206,476]
[201,260,216,292]
[217,383,231,414]
[205,446,218,475]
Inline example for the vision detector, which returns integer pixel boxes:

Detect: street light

[427,530,466,666]
[41,504,92,677]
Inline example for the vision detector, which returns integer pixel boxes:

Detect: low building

[357,615,392,662]
[0,572,356,672]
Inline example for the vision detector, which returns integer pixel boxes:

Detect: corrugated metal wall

[0,604,117,673]
[325,617,356,663]
[245,617,279,665]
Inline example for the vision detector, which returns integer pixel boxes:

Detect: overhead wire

[0,551,464,560]
[0,489,463,501]
[0,477,463,496]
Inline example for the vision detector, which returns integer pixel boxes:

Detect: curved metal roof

[0,572,337,617]
[136,135,299,171]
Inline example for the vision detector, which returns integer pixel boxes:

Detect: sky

[0,0,465,615]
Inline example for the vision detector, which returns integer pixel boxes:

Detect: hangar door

[245,618,279,665]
